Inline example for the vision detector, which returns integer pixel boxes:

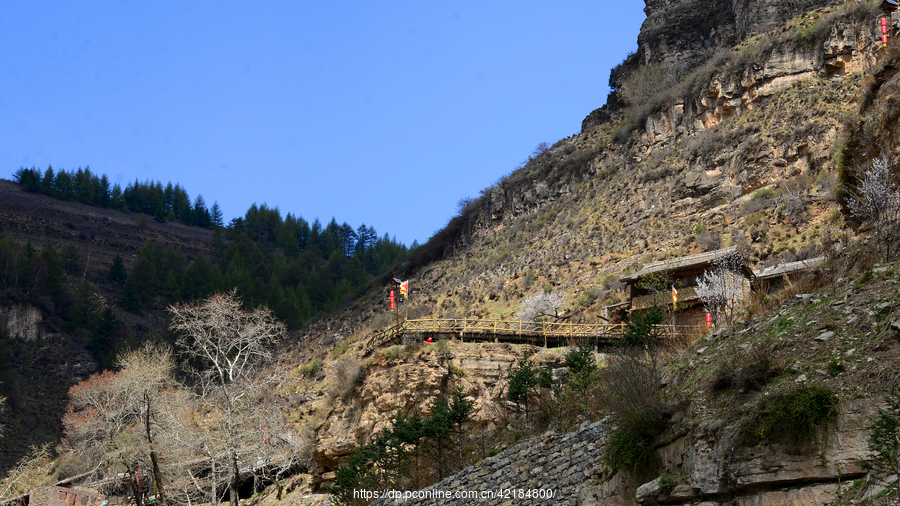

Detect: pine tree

[424,395,453,482]
[506,351,539,432]
[121,277,141,311]
[88,307,119,362]
[96,174,112,207]
[162,270,181,304]
[41,165,55,195]
[69,280,100,332]
[447,388,478,472]
[61,243,82,274]
[41,244,64,305]
[107,254,128,285]
[13,167,41,192]
[210,201,224,228]
[192,194,210,228]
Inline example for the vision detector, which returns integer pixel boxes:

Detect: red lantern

[706,313,712,328]
[390,290,395,311]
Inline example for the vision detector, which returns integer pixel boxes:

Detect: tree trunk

[209,451,218,506]
[122,459,143,506]
[229,452,240,506]
[144,393,165,504]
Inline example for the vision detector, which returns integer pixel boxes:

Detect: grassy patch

[741,384,839,445]
[296,359,321,377]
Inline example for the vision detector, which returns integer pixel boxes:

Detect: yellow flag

[672,285,678,309]
[400,280,409,299]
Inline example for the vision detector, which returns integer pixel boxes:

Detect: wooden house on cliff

[619,247,755,326]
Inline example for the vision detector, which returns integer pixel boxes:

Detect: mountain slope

[279,0,898,494]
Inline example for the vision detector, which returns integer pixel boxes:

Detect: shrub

[522,270,537,289]
[659,473,677,493]
[711,358,776,393]
[827,359,844,376]
[331,341,350,358]
[601,345,674,477]
[860,388,900,504]
[576,287,599,307]
[695,231,721,251]
[621,306,664,349]
[859,271,874,285]
[605,413,660,476]
[297,359,321,377]
[741,384,838,445]
[603,274,625,292]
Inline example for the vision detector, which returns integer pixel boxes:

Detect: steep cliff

[288,0,900,502]
[4,0,900,504]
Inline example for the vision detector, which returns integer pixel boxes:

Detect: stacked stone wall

[372,420,609,505]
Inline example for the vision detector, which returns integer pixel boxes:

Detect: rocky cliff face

[2,303,45,341]
[288,1,900,503]
[459,6,879,247]
[583,398,881,505]
[307,342,563,490]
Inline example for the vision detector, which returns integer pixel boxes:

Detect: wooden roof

[620,247,753,284]
[753,256,825,281]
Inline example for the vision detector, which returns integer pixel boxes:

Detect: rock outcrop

[352,398,882,505]
[1,303,45,341]
[309,342,560,491]
[583,398,880,505]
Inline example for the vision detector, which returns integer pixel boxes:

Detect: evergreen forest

[6,166,411,367]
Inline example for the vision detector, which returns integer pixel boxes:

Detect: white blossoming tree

[846,157,900,263]
[696,253,749,327]
[517,291,567,321]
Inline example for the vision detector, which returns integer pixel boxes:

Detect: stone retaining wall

[372,419,609,505]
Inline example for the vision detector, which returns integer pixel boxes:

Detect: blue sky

[1,1,645,246]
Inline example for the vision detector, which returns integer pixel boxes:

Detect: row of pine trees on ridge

[6,165,411,367]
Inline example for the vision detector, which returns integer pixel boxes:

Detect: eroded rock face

[1,303,45,341]
[581,398,881,506]
[456,15,877,256]
[309,342,550,490]
[732,0,844,40]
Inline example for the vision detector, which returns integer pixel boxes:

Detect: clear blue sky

[1,1,645,246]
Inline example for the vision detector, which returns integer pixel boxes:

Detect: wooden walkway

[364,318,629,355]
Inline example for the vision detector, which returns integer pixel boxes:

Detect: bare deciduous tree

[60,343,178,506]
[517,291,566,321]
[846,156,900,263]
[169,290,288,506]
[0,443,53,501]
[696,252,749,327]
[170,290,284,386]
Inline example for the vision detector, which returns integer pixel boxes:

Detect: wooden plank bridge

[364,318,629,355]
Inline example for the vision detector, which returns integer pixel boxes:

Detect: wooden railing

[404,318,626,339]
[363,318,638,354]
